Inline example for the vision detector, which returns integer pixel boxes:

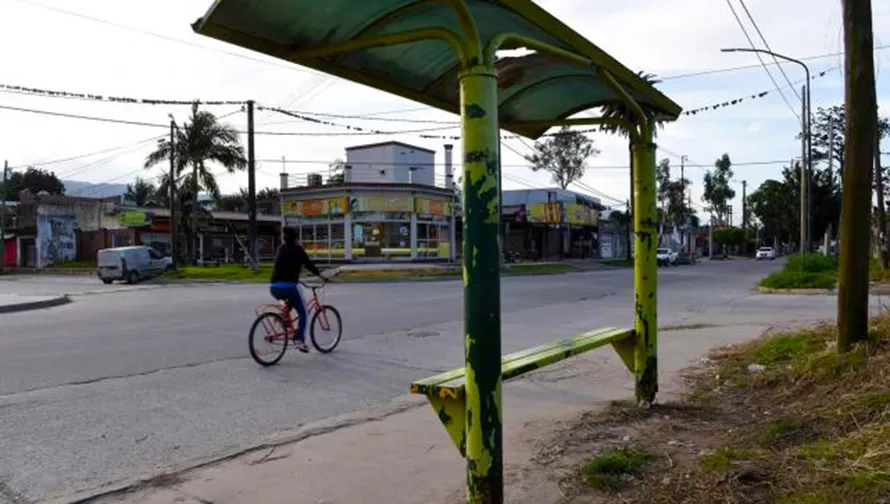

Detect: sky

[0,0,888,224]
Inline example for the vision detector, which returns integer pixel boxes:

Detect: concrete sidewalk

[0,293,69,314]
[80,323,774,504]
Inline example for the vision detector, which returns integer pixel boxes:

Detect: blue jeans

[270,282,307,342]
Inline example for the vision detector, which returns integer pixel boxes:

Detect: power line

[683,68,832,117]
[7,135,164,170]
[10,0,317,76]
[0,83,245,106]
[0,103,169,128]
[725,0,801,123]
[661,44,889,81]
[737,0,802,102]
[501,138,629,205]
[274,109,458,125]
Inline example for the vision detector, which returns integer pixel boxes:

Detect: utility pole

[168,118,179,269]
[1,160,7,274]
[625,199,632,261]
[680,156,692,254]
[247,100,258,269]
[837,0,877,352]
[801,85,809,253]
[742,180,748,255]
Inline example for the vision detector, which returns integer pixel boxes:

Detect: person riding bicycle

[270,227,327,353]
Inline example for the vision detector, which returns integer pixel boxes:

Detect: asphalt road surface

[0,260,840,503]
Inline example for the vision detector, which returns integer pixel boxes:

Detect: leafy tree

[124,177,157,207]
[656,158,671,217]
[747,162,841,248]
[256,187,280,215]
[703,154,736,225]
[217,191,247,212]
[713,226,745,248]
[525,126,600,190]
[807,105,846,173]
[1,167,65,200]
[144,102,247,259]
[747,179,794,245]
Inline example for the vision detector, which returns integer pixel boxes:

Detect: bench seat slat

[410,327,633,398]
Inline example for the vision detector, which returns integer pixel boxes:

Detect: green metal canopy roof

[193,0,682,139]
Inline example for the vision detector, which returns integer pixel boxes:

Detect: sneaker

[293,340,310,353]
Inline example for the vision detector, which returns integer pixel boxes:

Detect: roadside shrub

[760,271,836,290]
[784,254,837,274]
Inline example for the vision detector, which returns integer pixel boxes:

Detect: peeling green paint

[460,64,503,504]
[631,126,659,405]
[465,103,487,118]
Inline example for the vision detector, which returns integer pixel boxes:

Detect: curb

[0,295,70,314]
[756,286,835,295]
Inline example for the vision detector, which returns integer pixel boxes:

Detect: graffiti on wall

[37,215,76,266]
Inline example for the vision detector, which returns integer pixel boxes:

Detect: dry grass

[560,314,890,504]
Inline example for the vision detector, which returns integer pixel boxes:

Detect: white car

[656,248,678,266]
[756,247,776,260]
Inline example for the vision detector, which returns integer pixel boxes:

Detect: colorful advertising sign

[351,195,414,213]
[119,210,149,227]
[565,204,599,226]
[526,203,561,224]
[282,197,348,217]
[415,198,451,216]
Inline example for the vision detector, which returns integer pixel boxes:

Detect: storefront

[281,184,456,262]
[502,189,601,260]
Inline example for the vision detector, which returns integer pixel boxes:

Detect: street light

[721,47,812,252]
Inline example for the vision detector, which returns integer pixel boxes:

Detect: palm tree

[599,72,669,242]
[144,102,247,260]
[598,72,666,139]
[125,177,157,207]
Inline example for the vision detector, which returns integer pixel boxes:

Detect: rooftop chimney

[280,172,288,191]
[444,144,454,190]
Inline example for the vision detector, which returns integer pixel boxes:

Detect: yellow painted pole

[632,123,658,404]
[460,64,503,504]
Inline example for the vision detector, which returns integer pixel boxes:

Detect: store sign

[282,197,348,216]
[526,203,561,224]
[119,210,149,227]
[351,195,414,213]
[415,198,451,216]
[566,204,599,226]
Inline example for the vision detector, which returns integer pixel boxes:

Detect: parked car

[97,246,172,284]
[656,248,678,266]
[756,247,777,261]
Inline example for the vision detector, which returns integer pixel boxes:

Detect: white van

[97,246,172,284]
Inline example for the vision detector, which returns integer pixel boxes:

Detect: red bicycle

[248,279,342,366]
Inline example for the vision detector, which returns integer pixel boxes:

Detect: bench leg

[632,125,659,406]
[611,335,637,375]
[427,395,467,457]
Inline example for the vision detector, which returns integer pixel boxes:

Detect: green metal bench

[410,327,636,456]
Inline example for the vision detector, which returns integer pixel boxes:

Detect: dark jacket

[271,242,322,283]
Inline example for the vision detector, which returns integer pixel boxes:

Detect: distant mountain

[63,180,128,199]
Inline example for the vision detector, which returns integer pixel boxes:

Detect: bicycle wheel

[310,305,342,353]
[249,312,289,366]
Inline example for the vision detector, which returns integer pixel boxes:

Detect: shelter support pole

[460,64,503,504]
[631,124,658,405]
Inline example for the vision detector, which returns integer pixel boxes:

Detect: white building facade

[344,141,436,186]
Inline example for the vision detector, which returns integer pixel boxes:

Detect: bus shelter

[193,2,682,501]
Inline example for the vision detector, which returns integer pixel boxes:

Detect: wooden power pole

[837,0,878,352]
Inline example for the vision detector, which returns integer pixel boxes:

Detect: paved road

[0,260,833,503]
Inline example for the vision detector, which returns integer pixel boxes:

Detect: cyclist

[270,227,327,352]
